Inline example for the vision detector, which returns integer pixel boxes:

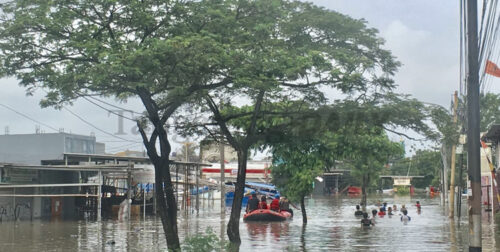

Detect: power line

[81,96,138,121]
[0,103,59,132]
[63,107,140,143]
[36,89,141,143]
[82,94,142,114]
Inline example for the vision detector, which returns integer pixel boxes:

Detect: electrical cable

[0,103,59,132]
[79,93,142,114]
[36,89,141,143]
[479,0,500,92]
[63,107,141,143]
[81,96,138,121]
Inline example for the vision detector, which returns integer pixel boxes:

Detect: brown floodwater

[0,194,498,251]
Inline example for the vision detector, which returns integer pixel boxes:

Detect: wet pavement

[0,194,498,251]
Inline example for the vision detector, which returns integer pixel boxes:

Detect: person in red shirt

[259,196,268,209]
[270,195,280,211]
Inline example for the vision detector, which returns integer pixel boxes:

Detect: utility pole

[457,151,464,223]
[466,0,482,250]
[440,145,449,208]
[449,91,458,218]
[219,142,225,214]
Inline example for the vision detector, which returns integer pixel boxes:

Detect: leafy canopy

[0,0,235,110]
[271,138,327,202]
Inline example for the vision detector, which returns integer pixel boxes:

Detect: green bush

[182,227,226,252]
[395,186,410,194]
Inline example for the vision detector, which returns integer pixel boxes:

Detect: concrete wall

[39,170,80,219]
[0,134,65,165]
[95,142,106,154]
[0,188,35,221]
[0,133,96,165]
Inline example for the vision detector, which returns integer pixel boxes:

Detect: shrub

[182,227,226,252]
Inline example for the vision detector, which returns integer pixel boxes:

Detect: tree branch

[205,95,240,149]
[382,126,426,142]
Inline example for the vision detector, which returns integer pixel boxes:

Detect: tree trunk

[300,223,307,251]
[135,88,181,251]
[153,158,180,251]
[227,149,248,245]
[143,138,180,251]
[300,196,307,224]
[361,174,367,210]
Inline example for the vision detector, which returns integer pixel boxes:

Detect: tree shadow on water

[300,223,307,252]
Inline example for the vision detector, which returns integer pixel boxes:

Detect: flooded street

[0,194,498,251]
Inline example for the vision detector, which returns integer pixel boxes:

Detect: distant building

[201,161,271,182]
[201,143,237,163]
[0,133,105,165]
[114,150,146,158]
[0,133,106,221]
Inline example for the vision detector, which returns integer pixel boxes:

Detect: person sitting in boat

[354,205,364,217]
[270,195,280,211]
[361,212,374,227]
[246,191,260,213]
[259,196,268,210]
[279,196,294,217]
[393,204,398,211]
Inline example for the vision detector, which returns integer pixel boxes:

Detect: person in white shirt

[400,209,411,225]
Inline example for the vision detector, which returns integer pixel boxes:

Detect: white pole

[220,143,225,214]
[143,184,146,220]
[97,170,102,221]
[13,188,16,221]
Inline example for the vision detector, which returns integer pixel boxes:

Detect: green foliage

[271,139,326,202]
[0,0,233,108]
[331,125,403,174]
[389,150,442,188]
[330,124,403,206]
[430,106,459,146]
[182,0,403,149]
[0,1,245,250]
[182,228,227,252]
[395,186,410,194]
[480,92,500,132]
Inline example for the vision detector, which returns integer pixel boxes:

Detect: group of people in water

[246,191,294,216]
[356,200,422,227]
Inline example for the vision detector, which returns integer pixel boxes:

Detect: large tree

[271,138,326,224]
[0,1,235,250]
[329,125,404,208]
[189,0,402,245]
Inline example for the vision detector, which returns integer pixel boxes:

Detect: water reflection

[0,195,497,251]
[300,224,307,252]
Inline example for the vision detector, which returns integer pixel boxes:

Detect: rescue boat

[243,209,292,222]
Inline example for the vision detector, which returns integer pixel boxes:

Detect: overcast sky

[1,1,498,155]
